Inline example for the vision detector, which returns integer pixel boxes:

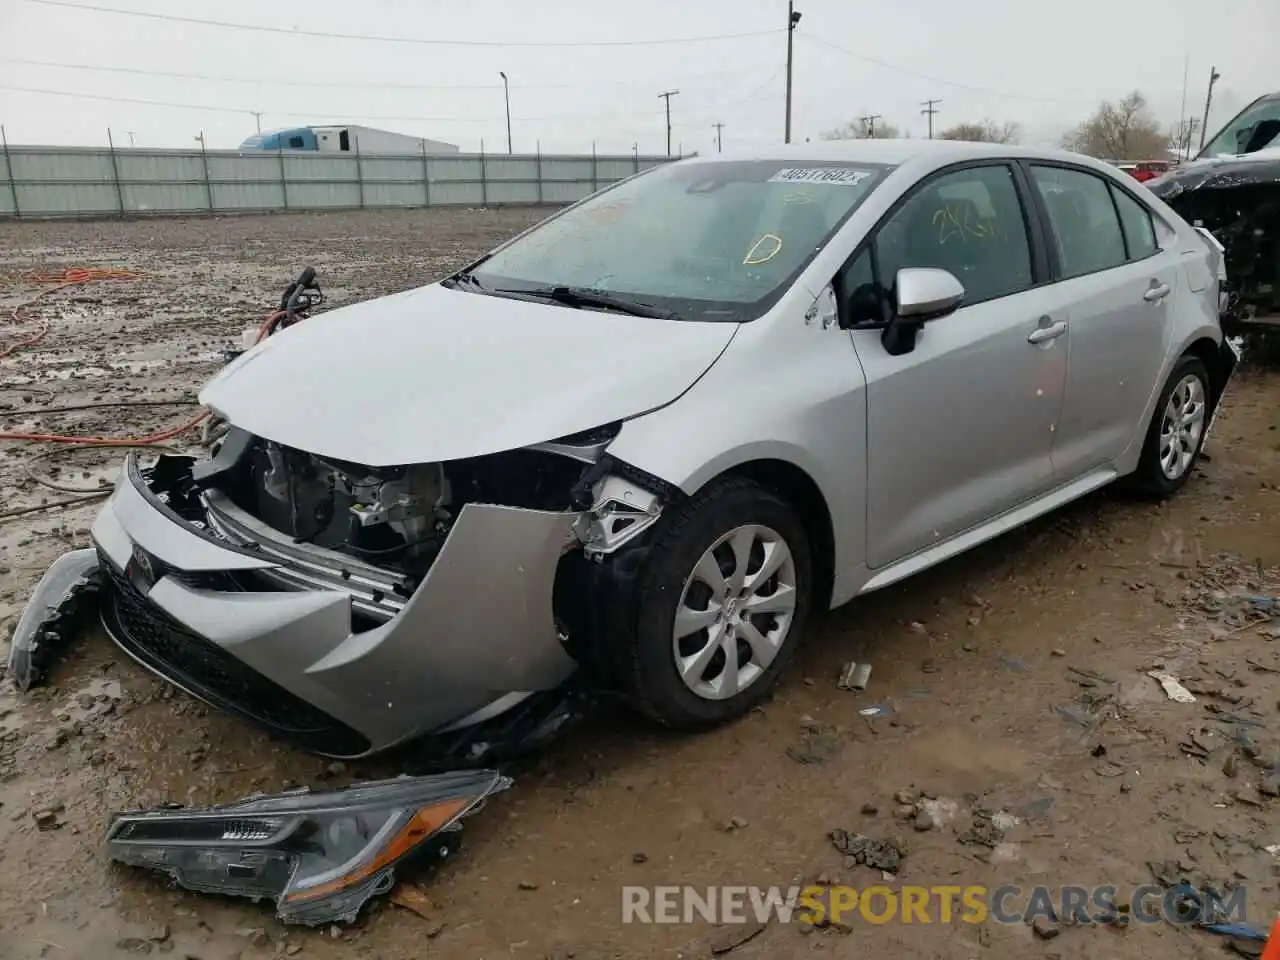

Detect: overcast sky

[0,0,1273,155]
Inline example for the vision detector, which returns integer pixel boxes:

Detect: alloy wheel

[672,524,798,701]
[1159,373,1206,480]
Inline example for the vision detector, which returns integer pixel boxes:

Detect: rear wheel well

[712,459,835,611]
[1185,337,1229,411]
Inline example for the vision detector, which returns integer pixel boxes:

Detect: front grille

[99,553,369,757]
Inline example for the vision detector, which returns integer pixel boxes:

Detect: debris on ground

[829,829,906,872]
[104,771,511,925]
[705,920,767,955]
[1149,671,1197,703]
[787,719,843,765]
[390,883,437,921]
[837,662,872,691]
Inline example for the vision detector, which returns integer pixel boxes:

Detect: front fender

[606,321,869,606]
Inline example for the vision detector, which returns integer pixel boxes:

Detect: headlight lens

[105,771,509,925]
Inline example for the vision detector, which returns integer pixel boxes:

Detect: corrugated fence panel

[15,150,115,182]
[541,180,594,204]
[429,181,485,206]
[285,181,362,208]
[487,181,540,204]
[429,157,484,182]
[122,183,207,213]
[541,158,595,182]
[0,146,673,218]
[117,152,205,182]
[360,157,421,183]
[213,182,287,210]
[284,154,359,183]
[17,182,119,216]
[596,159,639,180]
[208,154,282,183]
[362,182,424,207]
[485,157,538,182]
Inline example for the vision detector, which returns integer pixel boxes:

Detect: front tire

[624,477,812,728]
[1130,354,1211,498]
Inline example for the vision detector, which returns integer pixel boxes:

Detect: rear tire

[1129,354,1211,498]
[623,477,812,728]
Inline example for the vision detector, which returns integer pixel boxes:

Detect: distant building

[240,125,459,155]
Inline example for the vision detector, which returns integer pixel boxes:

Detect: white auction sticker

[769,167,873,185]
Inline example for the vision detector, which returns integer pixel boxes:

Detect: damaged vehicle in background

[9,140,1237,765]
[1147,92,1280,339]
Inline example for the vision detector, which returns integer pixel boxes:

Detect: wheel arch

[695,458,837,612]
[1183,335,1231,412]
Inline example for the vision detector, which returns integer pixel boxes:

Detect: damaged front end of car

[9,418,679,761]
[105,770,509,925]
[1148,155,1280,336]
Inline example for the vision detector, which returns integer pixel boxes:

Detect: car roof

[680,138,1126,177]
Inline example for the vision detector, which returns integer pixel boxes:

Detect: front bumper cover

[89,454,580,757]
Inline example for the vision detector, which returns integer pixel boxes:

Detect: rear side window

[1029,166,1127,278]
[1110,186,1158,260]
[288,136,305,149]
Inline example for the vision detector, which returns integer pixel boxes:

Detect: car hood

[200,283,737,466]
[1148,152,1280,199]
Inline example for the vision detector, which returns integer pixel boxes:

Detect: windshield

[1200,94,1280,158]
[464,159,891,322]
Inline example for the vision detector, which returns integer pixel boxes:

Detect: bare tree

[1060,91,1169,161]
[937,119,1022,143]
[822,118,903,140]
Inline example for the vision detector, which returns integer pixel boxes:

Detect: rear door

[1023,163,1177,479]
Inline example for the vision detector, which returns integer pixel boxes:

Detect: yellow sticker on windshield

[744,234,783,265]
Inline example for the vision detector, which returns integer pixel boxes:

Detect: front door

[841,163,1067,569]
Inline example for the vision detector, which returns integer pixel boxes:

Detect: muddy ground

[0,207,1278,960]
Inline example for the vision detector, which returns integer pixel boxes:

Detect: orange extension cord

[0,267,210,445]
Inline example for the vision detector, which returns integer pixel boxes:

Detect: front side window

[1030,166,1127,278]
[874,164,1033,305]
[1200,95,1280,158]
[288,136,305,149]
[1110,186,1158,260]
[467,160,891,322]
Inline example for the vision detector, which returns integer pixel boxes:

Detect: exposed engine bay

[1149,155,1280,330]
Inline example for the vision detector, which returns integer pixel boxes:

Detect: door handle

[1027,319,1067,344]
[1143,281,1171,302]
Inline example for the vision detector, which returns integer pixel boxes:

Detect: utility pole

[499,72,513,154]
[784,2,801,143]
[713,122,725,153]
[658,90,680,156]
[858,113,882,138]
[1178,54,1189,154]
[124,130,136,147]
[1199,66,1220,153]
[920,99,941,139]
[250,111,263,135]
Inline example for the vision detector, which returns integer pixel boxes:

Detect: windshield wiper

[501,285,681,320]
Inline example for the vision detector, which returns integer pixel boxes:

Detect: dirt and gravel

[0,207,1279,960]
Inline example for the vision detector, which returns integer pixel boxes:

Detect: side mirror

[882,268,965,356]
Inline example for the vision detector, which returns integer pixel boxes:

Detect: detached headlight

[105,771,510,925]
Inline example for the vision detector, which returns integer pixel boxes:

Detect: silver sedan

[10,140,1237,758]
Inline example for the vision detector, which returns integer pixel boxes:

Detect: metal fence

[0,144,674,219]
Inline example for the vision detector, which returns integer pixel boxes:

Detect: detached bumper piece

[105,770,510,926]
[6,549,102,691]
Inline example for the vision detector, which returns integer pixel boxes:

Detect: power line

[799,33,1098,105]
[0,56,751,92]
[20,0,781,48]
[0,83,694,126]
